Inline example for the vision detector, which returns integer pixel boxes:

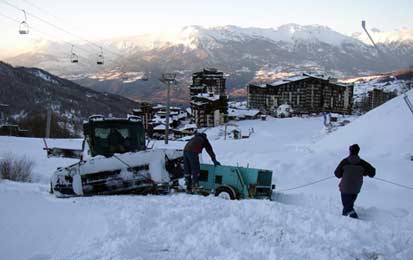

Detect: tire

[215,186,237,200]
[49,182,54,194]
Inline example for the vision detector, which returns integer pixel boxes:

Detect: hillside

[0,61,138,136]
[0,90,412,259]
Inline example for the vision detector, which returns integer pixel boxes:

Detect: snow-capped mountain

[4,24,413,102]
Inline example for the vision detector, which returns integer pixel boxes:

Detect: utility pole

[45,109,51,138]
[160,73,176,144]
[0,103,9,125]
[45,94,52,138]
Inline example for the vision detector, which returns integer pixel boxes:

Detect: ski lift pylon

[19,9,29,35]
[70,45,78,63]
[97,47,104,65]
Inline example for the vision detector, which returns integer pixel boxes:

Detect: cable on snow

[372,177,413,190]
[276,176,335,192]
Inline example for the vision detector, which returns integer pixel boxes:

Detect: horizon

[1,0,413,58]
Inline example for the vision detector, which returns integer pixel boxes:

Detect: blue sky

[0,0,412,56]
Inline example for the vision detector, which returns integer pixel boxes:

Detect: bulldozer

[46,115,183,197]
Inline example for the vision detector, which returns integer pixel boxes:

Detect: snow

[356,28,413,45]
[195,93,221,101]
[1,90,413,259]
[29,69,59,84]
[228,108,260,118]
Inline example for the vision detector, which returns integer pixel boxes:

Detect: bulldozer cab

[84,117,145,157]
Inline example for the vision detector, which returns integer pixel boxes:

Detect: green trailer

[198,163,275,200]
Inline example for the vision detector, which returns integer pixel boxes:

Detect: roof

[194,93,220,101]
[178,123,197,131]
[270,75,310,86]
[228,109,260,118]
[191,101,209,106]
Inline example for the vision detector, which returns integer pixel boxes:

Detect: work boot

[348,210,359,219]
[186,185,193,194]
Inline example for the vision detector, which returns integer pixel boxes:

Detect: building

[362,88,397,111]
[191,68,226,96]
[132,103,189,139]
[132,102,154,131]
[190,68,228,127]
[248,73,354,115]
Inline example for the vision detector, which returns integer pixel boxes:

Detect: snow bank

[1,91,413,259]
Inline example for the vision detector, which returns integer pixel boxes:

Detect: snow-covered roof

[178,123,197,131]
[194,93,220,101]
[303,72,330,81]
[270,75,310,86]
[228,109,260,118]
[191,101,208,106]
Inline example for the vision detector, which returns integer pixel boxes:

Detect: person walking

[183,132,220,192]
[334,144,375,218]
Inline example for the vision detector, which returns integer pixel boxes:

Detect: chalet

[248,73,354,115]
[132,102,154,130]
[190,68,228,127]
[0,124,28,137]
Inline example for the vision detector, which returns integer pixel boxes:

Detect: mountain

[5,24,413,103]
[0,61,138,137]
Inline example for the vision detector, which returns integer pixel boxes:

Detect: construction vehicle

[197,163,274,200]
[45,115,184,197]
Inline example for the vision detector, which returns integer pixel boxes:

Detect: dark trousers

[341,193,358,215]
[183,151,200,187]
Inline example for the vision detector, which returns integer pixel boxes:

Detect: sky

[0,0,412,58]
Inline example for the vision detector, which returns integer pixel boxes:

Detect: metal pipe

[361,20,380,52]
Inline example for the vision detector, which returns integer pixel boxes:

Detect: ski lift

[141,72,149,81]
[19,10,29,35]
[96,47,104,65]
[70,45,78,63]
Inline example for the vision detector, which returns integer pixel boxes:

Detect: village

[129,67,408,141]
[0,67,410,140]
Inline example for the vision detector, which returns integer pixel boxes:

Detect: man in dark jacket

[334,144,375,219]
[184,132,220,191]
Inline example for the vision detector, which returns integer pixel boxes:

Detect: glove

[213,159,221,166]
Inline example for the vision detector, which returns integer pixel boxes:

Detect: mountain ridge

[4,24,413,103]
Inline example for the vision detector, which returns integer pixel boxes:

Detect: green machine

[198,164,275,200]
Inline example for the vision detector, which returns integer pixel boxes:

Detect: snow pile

[1,91,413,259]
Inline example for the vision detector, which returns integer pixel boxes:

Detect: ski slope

[1,91,413,260]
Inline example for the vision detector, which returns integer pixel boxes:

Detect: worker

[334,144,375,219]
[108,128,125,153]
[184,132,220,192]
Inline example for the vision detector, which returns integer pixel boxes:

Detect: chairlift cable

[0,0,114,58]
[18,0,125,58]
[18,0,123,57]
[0,11,95,64]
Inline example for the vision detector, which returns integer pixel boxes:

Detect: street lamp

[160,73,176,144]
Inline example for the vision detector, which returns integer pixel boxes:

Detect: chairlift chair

[70,45,78,63]
[141,72,149,81]
[97,47,104,65]
[19,10,29,35]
